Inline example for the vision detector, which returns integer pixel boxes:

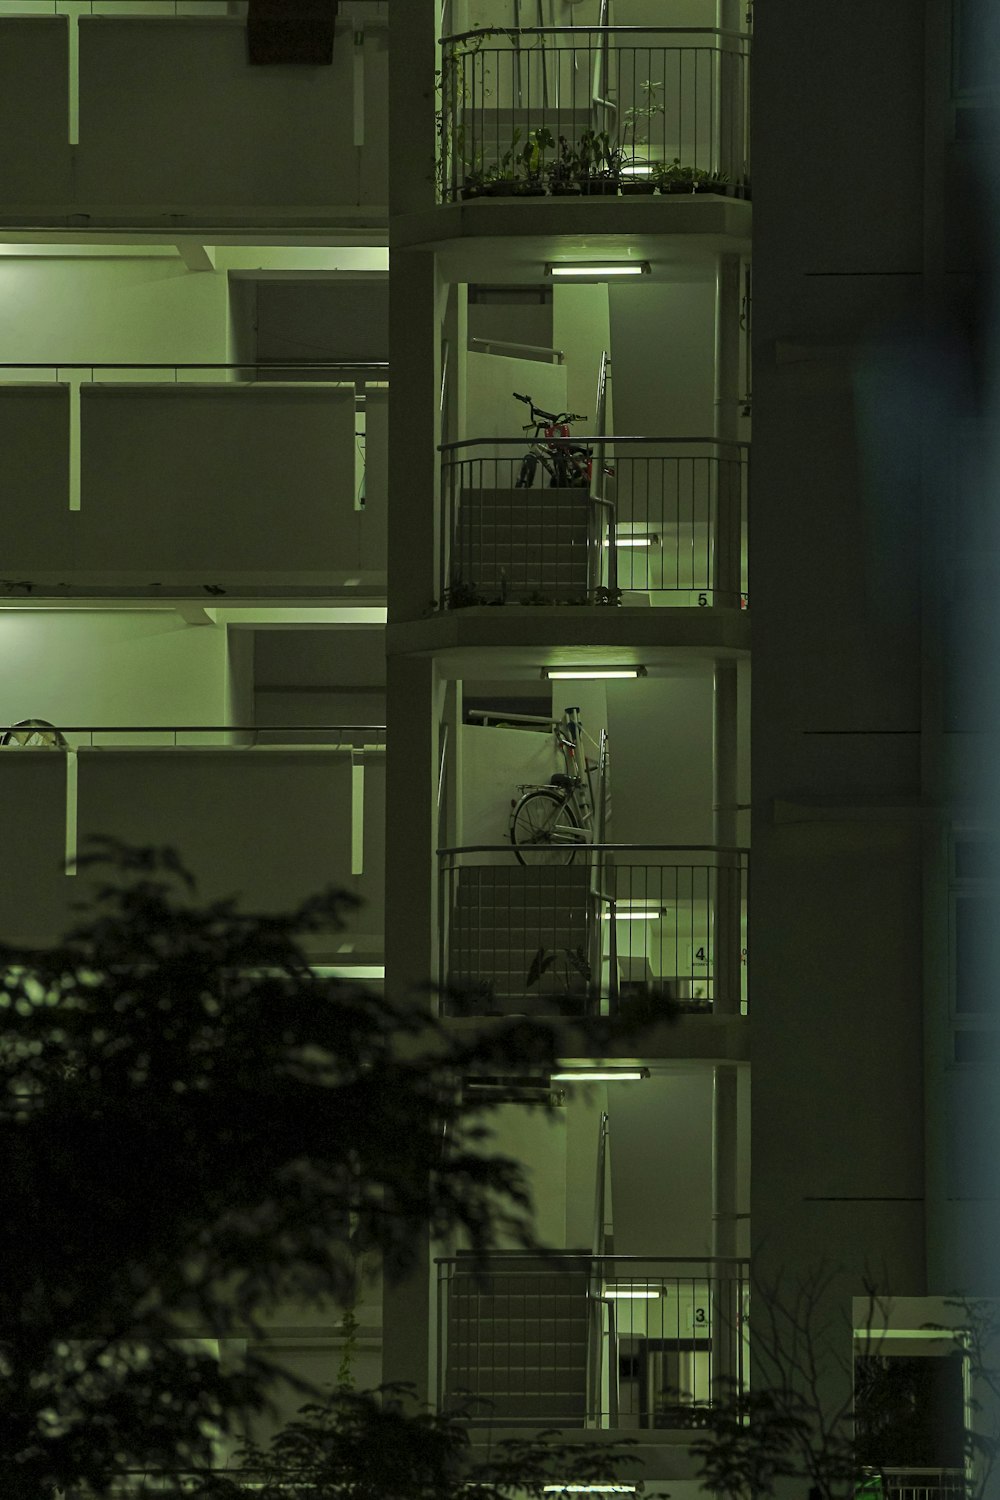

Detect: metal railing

[439,436,747,606]
[876,1473,968,1500]
[438,844,748,1018]
[0,361,388,392]
[0,723,387,750]
[438,26,750,202]
[437,1252,749,1428]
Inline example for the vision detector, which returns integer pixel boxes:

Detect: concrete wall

[0,15,387,218]
[752,0,928,1315]
[0,611,230,734]
[0,384,378,587]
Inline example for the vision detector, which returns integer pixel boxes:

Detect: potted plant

[512,126,553,197]
[548,135,583,196]
[483,131,523,196]
[577,128,622,195]
[653,158,696,195]
[694,169,730,195]
[619,80,663,195]
[459,157,487,200]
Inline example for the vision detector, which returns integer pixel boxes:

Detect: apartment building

[0,0,989,1493]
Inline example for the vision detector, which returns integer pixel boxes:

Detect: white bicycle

[509,708,595,865]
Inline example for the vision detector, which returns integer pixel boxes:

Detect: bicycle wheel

[510,789,580,866]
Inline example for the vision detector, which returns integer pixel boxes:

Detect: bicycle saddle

[549,772,577,788]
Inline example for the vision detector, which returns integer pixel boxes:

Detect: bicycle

[509,707,595,865]
[0,718,66,748]
[512,391,592,489]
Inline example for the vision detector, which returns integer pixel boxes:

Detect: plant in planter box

[652,158,696,194]
[548,135,583,195]
[483,130,523,195]
[512,126,554,196]
[576,128,623,195]
[693,169,730,195]
[619,79,663,194]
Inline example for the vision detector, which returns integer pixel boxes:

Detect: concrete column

[388,0,438,217]
[713,659,741,1014]
[713,253,743,607]
[382,652,442,1407]
[388,252,443,621]
[711,1063,741,1393]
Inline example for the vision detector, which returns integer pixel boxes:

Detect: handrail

[440,434,750,451]
[589,349,615,597]
[436,1251,750,1265]
[0,724,386,734]
[0,362,388,373]
[442,25,751,43]
[468,337,565,364]
[437,842,749,856]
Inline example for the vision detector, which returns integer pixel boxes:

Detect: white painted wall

[606,674,715,846]
[0,254,229,364]
[0,612,229,738]
[464,351,568,470]
[459,722,558,852]
[608,279,718,438]
[552,284,613,432]
[608,1072,714,1256]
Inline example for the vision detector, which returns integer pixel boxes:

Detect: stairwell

[447,864,592,1016]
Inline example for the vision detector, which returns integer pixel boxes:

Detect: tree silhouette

[0,839,636,1498]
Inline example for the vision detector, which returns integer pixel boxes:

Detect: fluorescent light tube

[548,262,650,278]
[602,1288,662,1299]
[612,535,658,548]
[543,667,646,681]
[601,910,661,921]
[543,1488,640,1495]
[550,1069,649,1083]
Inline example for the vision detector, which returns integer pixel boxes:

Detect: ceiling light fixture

[542,666,647,681]
[601,909,661,921]
[547,261,650,278]
[612,534,659,548]
[602,1287,662,1299]
[550,1067,650,1083]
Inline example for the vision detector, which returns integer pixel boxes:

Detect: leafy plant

[519,125,555,185]
[619,79,663,171]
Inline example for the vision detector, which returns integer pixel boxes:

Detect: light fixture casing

[542,666,647,682]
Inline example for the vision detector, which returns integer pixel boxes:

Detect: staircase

[454,487,592,602]
[447,864,592,1016]
[443,1255,590,1426]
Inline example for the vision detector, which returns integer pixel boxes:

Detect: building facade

[0,0,992,1493]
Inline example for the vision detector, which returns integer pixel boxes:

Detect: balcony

[438,25,750,204]
[440,436,747,608]
[0,723,386,949]
[0,364,387,595]
[438,845,748,1019]
[0,6,387,226]
[437,1252,749,1428]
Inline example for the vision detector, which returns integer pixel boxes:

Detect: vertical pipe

[713,658,740,1014]
[711,1063,740,1394]
[713,253,742,605]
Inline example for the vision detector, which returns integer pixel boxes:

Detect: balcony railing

[438,25,750,203]
[437,1252,749,1428]
[439,436,747,607]
[438,844,748,1018]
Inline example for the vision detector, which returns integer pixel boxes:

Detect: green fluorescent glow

[548,263,649,277]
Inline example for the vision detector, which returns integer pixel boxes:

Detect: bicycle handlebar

[513,391,589,426]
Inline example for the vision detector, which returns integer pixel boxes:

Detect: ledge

[391,194,751,273]
[387,606,750,670]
